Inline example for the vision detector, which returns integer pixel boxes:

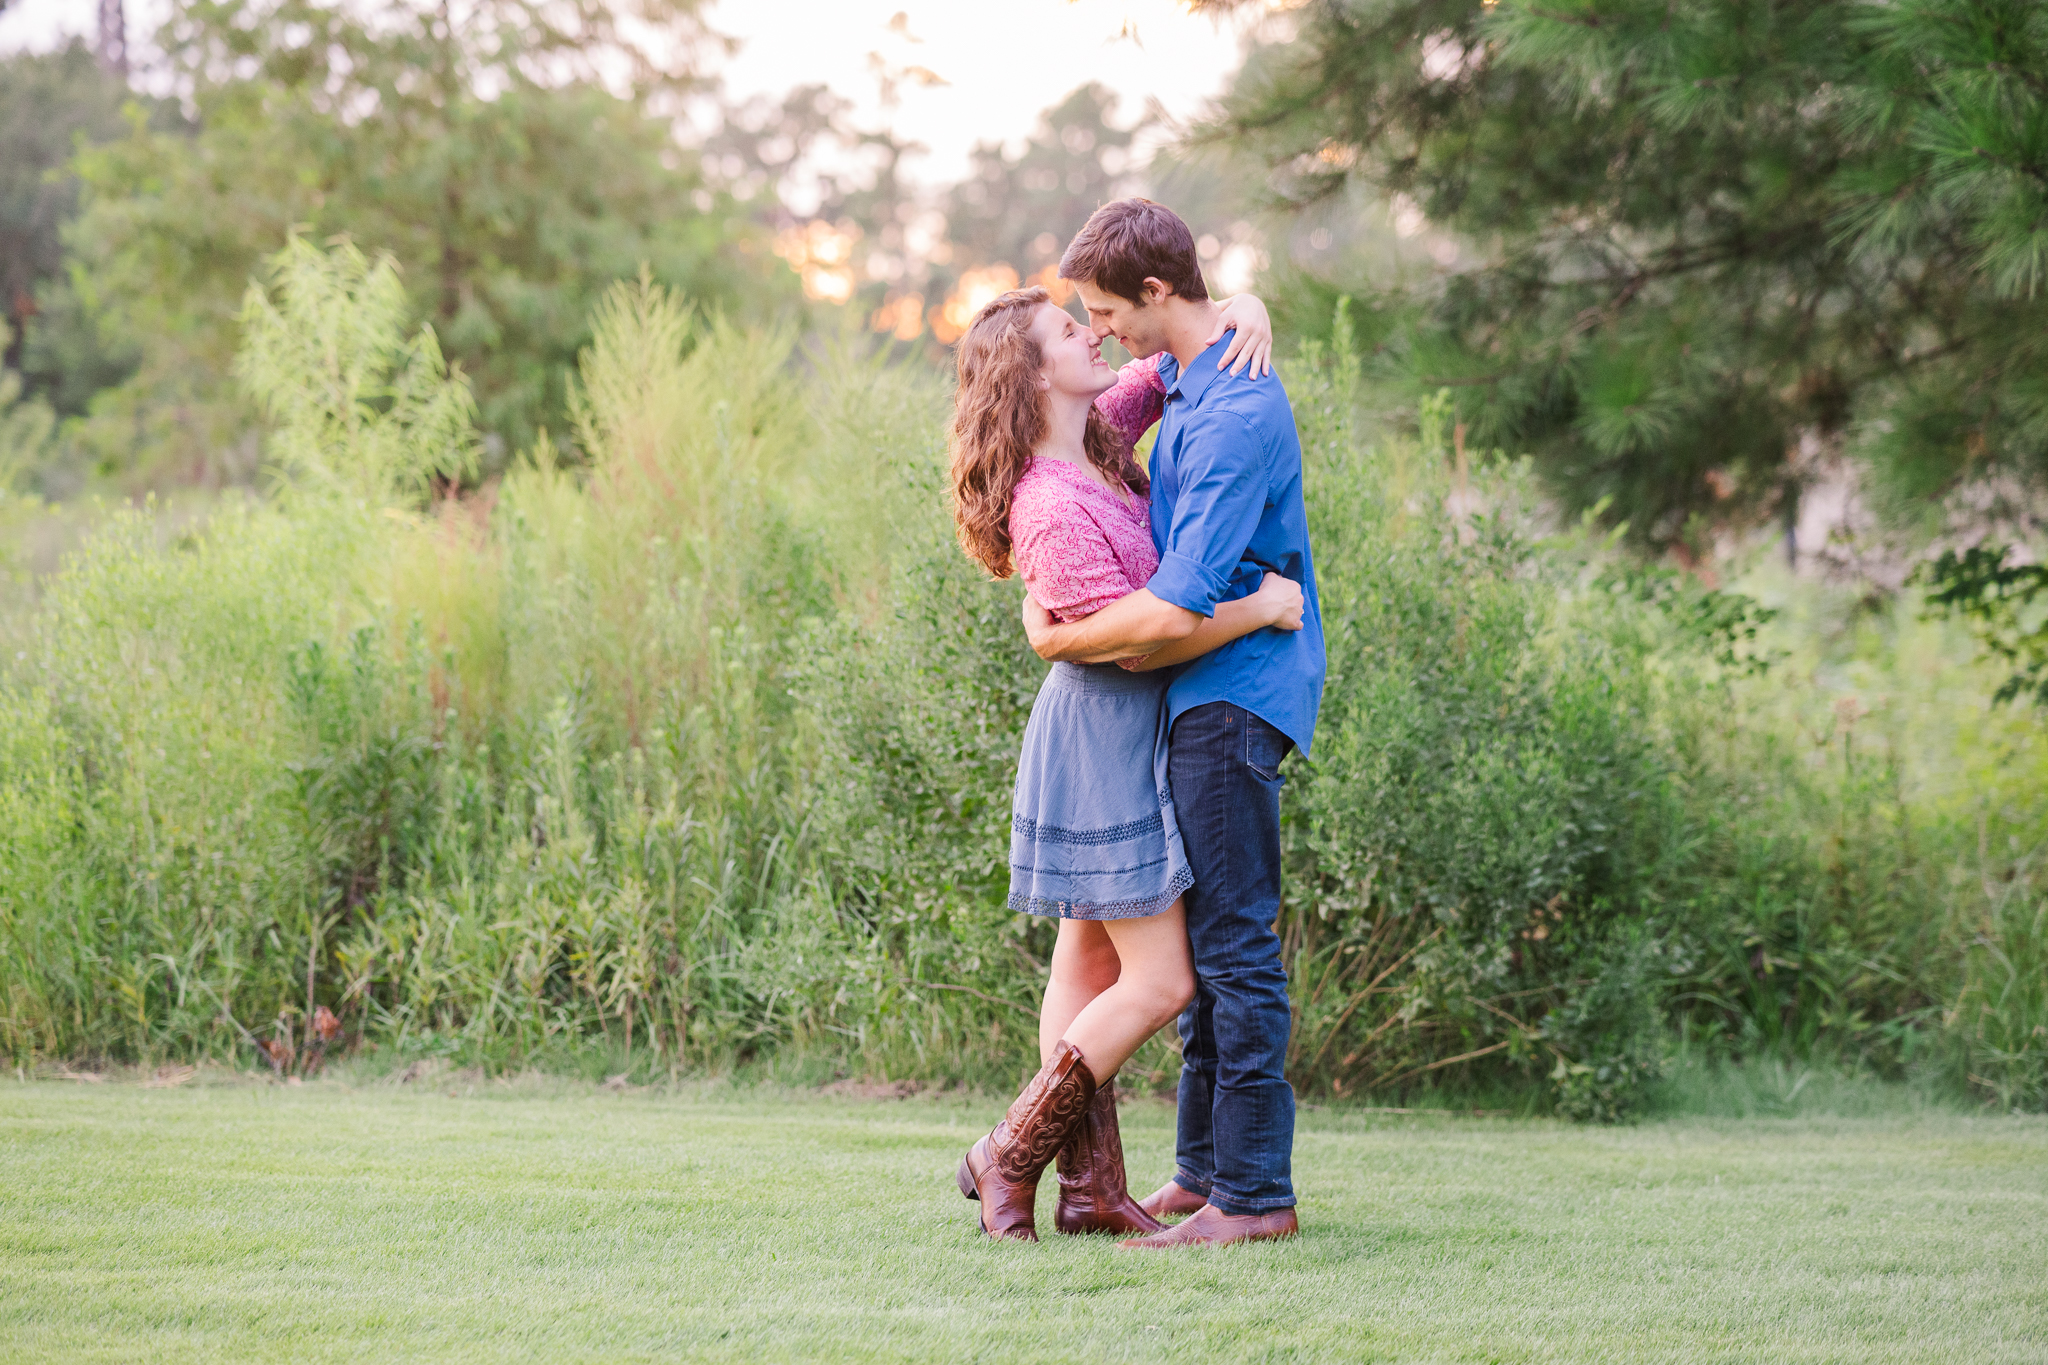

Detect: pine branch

[1985,62,2048,101]
[1969,145,2048,190]
[1518,4,1606,28]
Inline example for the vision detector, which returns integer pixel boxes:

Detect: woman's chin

[1054,375,1117,400]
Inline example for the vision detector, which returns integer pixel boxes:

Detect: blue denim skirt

[1008,662,1193,921]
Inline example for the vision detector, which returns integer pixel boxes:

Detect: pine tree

[1203,0,2048,553]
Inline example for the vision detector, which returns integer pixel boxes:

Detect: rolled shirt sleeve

[1145,409,1269,618]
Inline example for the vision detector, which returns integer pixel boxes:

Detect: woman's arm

[1127,572,1303,671]
[1022,572,1306,670]
[1093,295,1277,452]
[1094,353,1167,451]
[1207,294,1275,379]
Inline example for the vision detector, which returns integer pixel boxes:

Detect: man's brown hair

[1058,198,1210,306]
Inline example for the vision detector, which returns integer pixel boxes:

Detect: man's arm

[1022,572,1304,667]
[1027,408,1274,663]
[1022,588,1200,663]
[1144,409,1271,625]
[1130,573,1302,671]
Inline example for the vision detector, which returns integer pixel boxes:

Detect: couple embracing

[948,199,1324,1249]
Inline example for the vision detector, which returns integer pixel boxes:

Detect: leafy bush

[3,243,2043,1116]
[1254,346,1693,1117]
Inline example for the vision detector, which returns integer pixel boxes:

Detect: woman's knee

[1139,968,1196,1026]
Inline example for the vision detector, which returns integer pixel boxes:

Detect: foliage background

[2,242,2042,1118]
[1207,0,2048,558]
[1,0,2045,1119]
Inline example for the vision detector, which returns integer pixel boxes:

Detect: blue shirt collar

[1154,334,1235,408]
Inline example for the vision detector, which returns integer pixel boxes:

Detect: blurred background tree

[941,86,1148,285]
[709,68,1269,351]
[0,39,170,426]
[10,0,2039,549]
[36,0,795,488]
[918,82,1274,346]
[2,0,2045,1110]
[0,1,1277,499]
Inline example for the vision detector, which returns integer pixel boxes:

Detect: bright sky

[0,0,1261,188]
[706,0,1255,184]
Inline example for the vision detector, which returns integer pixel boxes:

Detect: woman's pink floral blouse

[1008,354,1167,643]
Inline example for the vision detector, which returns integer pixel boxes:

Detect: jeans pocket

[1242,713,1290,782]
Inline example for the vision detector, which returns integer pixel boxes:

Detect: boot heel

[956,1156,980,1201]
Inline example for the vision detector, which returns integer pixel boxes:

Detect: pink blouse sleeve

[1011,485,1137,623]
[1093,353,1167,451]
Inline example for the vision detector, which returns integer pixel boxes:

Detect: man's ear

[1139,277,1175,307]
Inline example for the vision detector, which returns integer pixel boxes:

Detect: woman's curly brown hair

[949,287,1148,579]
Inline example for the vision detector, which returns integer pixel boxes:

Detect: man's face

[1075,279,1168,360]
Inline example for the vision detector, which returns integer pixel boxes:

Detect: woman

[947,287,1304,1241]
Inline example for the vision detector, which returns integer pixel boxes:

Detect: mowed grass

[1,1077,2043,1364]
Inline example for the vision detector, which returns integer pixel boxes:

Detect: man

[1022,198,1326,1248]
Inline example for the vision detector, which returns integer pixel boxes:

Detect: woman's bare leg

[1059,898,1195,1081]
[1040,919,1121,1064]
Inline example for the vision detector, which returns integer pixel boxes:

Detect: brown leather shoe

[956,1040,1097,1242]
[1053,1078,1163,1236]
[1116,1202,1299,1249]
[1136,1177,1209,1221]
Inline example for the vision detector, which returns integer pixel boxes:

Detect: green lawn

[1,1075,2043,1363]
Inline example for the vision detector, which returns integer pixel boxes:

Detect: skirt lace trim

[1011,810,1165,848]
[1006,864,1193,921]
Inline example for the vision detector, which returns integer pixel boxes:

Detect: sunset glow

[930,264,1022,344]
[870,292,927,340]
[773,219,863,304]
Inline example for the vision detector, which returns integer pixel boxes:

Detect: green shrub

[1262,349,1691,1117]
[1954,893,2048,1112]
[1655,580,2048,1107]
[3,245,2043,1117]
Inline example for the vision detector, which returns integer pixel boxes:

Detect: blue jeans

[1166,701,1296,1215]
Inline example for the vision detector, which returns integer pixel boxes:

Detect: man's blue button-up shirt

[1146,335,1326,757]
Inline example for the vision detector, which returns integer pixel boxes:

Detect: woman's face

[1031,303,1115,400]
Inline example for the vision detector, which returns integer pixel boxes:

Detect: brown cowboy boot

[956,1040,1097,1242]
[1116,1202,1299,1249]
[1052,1077,1163,1236]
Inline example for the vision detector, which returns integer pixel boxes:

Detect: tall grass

[1,241,2042,1114]
[1681,576,2048,1112]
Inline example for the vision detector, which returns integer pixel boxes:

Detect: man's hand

[1254,572,1305,631]
[1021,592,1058,657]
